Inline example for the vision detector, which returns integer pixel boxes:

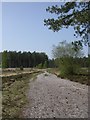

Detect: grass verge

[2,71,42,118]
[47,68,89,85]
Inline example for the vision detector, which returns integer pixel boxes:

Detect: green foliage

[43,61,48,68]
[36,63,43,69]
[1,51,48,68]
[44,2,90,46]
[46,68,88,85]
[2,51,8,68]
[52,40,85,77]
[36,61,48,69]
[57,57,81,77]
[52,41,83,58]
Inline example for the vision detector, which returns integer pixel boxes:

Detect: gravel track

[22,72,88,118]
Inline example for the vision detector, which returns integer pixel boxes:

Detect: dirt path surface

[22,72,88,118]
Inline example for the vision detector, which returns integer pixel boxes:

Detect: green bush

[59,57,80,77]
[43,61,48,68]
[36,63,43,69]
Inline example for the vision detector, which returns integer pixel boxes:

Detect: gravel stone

[22,72,88,118]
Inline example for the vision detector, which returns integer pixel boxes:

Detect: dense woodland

[0,50,89,69]
[0,51,49,68]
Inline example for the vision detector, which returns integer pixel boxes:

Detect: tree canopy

[44,2,90,47]
[52,40,84,58]
[1,51,48,68]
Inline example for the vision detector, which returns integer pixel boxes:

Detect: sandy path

[22,72,88,118]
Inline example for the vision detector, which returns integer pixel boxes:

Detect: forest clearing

[1,1,90,119]
[1,68,88,118]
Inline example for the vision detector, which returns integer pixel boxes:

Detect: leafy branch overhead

[44,2,90,46]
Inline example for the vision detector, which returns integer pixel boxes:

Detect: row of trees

[1,51,49,68]
[0,48,89,71]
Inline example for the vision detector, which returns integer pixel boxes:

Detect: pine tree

[44,2,90,47]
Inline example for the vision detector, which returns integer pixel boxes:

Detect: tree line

[0,49,89,69]
[1,51,49,68]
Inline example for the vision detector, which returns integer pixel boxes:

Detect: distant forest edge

[0,50,55,68]
[0,50,89,69]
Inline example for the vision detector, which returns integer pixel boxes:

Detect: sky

[2,2,88,58]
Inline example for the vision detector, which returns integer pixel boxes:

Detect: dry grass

[47,68,60,75]
[2,69,42,118]
[47,68,89,85]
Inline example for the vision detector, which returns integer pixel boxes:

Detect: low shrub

[20,66,23,71]
[59,57,81,77]
[36,63,43,69]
